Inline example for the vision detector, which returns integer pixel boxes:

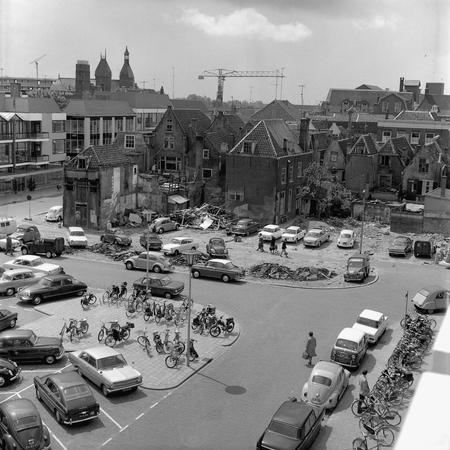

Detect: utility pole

[274,69,279,99]
[280,68,285,100]
[299,84,305,118]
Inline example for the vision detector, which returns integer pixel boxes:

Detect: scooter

[105,322,134,347]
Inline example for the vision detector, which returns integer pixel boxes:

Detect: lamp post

[183,249,199,367]
[359,189,366,254]
[145,228,150,292]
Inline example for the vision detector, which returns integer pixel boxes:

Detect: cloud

[352,14,401,30]
[180,8,311,43]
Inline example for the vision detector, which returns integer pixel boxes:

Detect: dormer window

[242,141,255,154]
[431,105,439,113]
[166,118,173,132]
[78,157,87,169]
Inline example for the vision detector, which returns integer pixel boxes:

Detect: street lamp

[182,249,199,367]
[359,189,366,254]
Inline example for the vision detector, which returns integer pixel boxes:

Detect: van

[0,218,17,237]
[343,253,370,282]
[330,327,368,369]
[414,238,436,258]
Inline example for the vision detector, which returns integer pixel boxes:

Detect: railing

[0,132,49,141]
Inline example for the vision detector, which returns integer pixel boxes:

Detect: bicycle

[98,320,120,342]
[80,292,97,310]
[162,329,173,353]
[102,285,119,305]
[60,318,89,341]
[165,345,184,369]
[137,328,152,356]
[352,422,395,449]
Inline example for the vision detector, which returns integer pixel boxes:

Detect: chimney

[190,118,198,134]
[283,138,288,152]
[441,165,448,197]
[399,77,404,92]
[299,118,310,151]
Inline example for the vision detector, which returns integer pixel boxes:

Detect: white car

[281,226,306,243]
[258,225,284,241]
[1,255,64,275]
[162,237,199,256]
[303,228,330,247]
[67,227,88,248]
[45,205,63,222]
[337,229,355,248]
[352,309,389,344]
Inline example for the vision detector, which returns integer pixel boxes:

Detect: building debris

[169,203,236,230]
[88,243,138,261]
[248,263,337,281]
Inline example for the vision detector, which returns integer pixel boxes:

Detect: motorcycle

[105,322,134,347]
[153,331,165,354]
[80,292,97,310]
[209,316,235,337]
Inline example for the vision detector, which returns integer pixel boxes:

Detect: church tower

[119,46,135,89]
[95,52,112,91]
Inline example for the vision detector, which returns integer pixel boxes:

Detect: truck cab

[21,237,65,258]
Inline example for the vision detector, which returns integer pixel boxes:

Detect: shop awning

[168,195,189,204]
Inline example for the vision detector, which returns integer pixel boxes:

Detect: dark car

[191,259,244,283]
[206,237,229,258]
[10,224,41,244]
[257,398,324,450]
[388,235,413,256]
[21,237,65,258]
[139,232,163,251]
[414,238,436,258]
[343,254,370,282]
[34,372,100,425]
[0,398,51,450]
[231,218,260,236]
[133,274,184,298]
[0,330,64,365]
[0,309,18,331]
[16,274,87,305]
[100,229,132,246]
[0,357,21,387]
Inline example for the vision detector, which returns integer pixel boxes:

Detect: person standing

[270,236,276,254]
[257,236,265,252]
[305,331,317,366]
[280,240,288,257]
[5,235,13,256]
[357,369,370,414]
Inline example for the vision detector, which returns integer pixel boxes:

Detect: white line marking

[42,421,68,450]
[1,392,19,403]
[135,413,144,420]
[120,424,129,432]
[100,407,123,430]
[101,438,112,447]
[149,402,158,409]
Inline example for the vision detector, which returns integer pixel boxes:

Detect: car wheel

[5,288,15,297]
[55,410,63,424]
[45,251,52,259]
[125,261,134,270]
[222,274,230,283]
[100,236,105,243]
[175,224,180,230]
[157,228,164,234]
[57,216,62,222]
[21,247,29,255]
[45,355,56,365]
[192,270,200,279]
[153,265,162,273]
[102,385,109,396]
[191,247,197,251]
[9,319,16,328]
[33,296,42,305]
[0,376,6,387]
[164,292,172,299]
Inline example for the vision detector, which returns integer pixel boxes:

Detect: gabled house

[250,100,318,124]
[416,93,450,121]
[402,140,450,201]
[345,134,379,192]
[376,136,415,191]
[226,119,313,223]
[63,144,137,229]
[323,139,352,182]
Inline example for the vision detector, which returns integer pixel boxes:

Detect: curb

[222,326,241,347]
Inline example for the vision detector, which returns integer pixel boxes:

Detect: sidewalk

[0,186,61,207]
[27,293,240,390]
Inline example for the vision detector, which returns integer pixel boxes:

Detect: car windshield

[30,258,43,266]
[70,231,85,237]
[394,238,408,245]
[263,226,277,232]
[170,239,182,244]
[28,332,38,344]
[307,231,320,238]
[236,221,248,228]
[223,262,238,269]
[268,420,300,439]
[341,232,352,239]
[38,278,52,287]
[348,259,364,269]
[63,384,91,399]
[336,339,358,351]
[356,317,379,328]
[417,289,430,297]
[157,276,171,286]
[210,239,224,245]
[97,354,126,370]
[14,416,40,431]
[312,375,332,386]
[17,226,28,233]
[285,229,297,235]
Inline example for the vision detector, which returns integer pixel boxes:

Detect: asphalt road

[0,250,447,449]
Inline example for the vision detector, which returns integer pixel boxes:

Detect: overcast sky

[1,0,449,105]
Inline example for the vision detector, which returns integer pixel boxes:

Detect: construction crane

[29,54,46,84]
[198,69,285,106]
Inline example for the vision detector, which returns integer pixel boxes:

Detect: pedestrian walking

[305,331,317,366]
[257,236,265,252]
[5,235,13,256]
[357,369,370,414]
[269,236,276,254]
[280,240,288,257]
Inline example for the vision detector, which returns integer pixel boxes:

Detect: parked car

[9,224,40,244]
[2,255,64,275]
[231,218,260,236]
[68,346,142,396]
[206,237,229,258]
[281,226,306,243]
[0,268,44,296]
[352,309,389,344]
[124,252,172,273]
[191,259,245,282]
[0,309,17,331]
[0,329,64,365]
[149,217,180,234]
[139,232,163,251]
[412,286,449,314]
[21,237,65,258]
[301,361,350,410]
[0,357,21,387]
[100,229,132,246]
[343,253,371,282]
[303,228,330,247]
[45,205,63,222]
[337,229,355,248]
[259,224,284,241]
[67,227,88,248]
[34,372,100,425]
[257,398,324,450]
[413,238,436,258]
[16,274,87,305]
[388,235,413,257]
[133,274,184,298]
[0,399,51,450]
[330,327,368,369]
[162,237,199,255]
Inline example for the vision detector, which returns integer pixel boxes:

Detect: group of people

[257,236,288,257]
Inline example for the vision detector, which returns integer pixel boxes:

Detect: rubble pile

[170,204,235,230]
[169,252,210,266]
[88,243,138,261]
[248,263,337,281]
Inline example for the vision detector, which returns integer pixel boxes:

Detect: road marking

[42,421,67,450]
[100,407,123,430]
[135,413,144,420]
[120,424,129,432]
[101,438,112,447]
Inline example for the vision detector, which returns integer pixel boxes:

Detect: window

[425,133,434,143]
[52,120,65,133]
[159,155,181,171]
[394,102,402,113]
[288,165,293,182]
[125,135,135,149]
[330,151,338,162]
[242,141,254,154]
[166,118,173,132]
[90,118,99,134]
[411,132,420,145]
[115,118,123,132]
[65,178,73,191]
[125,117,134,131]
[288,188,293,212]
[418,158,429,173]
[431,105,439,113]
[52,139,65,154]
[382,131,391,143]
[379,155,390,167]
[381,102,389,112]
[77,157,87,169]
[228,191,244,201]
[163,135,174,150]
[360,102,368,113]
[202,168,212,179]
[297,161,303,178]
[281,168,286,184]
[203,149,210,160]
[422,180,434,194]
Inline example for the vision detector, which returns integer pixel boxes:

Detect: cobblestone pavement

[24,292,240,390]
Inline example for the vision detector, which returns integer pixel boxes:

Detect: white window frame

[166,118,173,132]
[125,135,135,149]
[203,149,210,160]
[297,162,303,178]
[422,179,434,195]
[382,131,391,143]
[330,151,338,162]
[281,167,287,184]
[425,132,434,144]
[411,132,420,145]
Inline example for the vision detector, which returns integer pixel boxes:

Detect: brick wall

[390,211,424,233]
